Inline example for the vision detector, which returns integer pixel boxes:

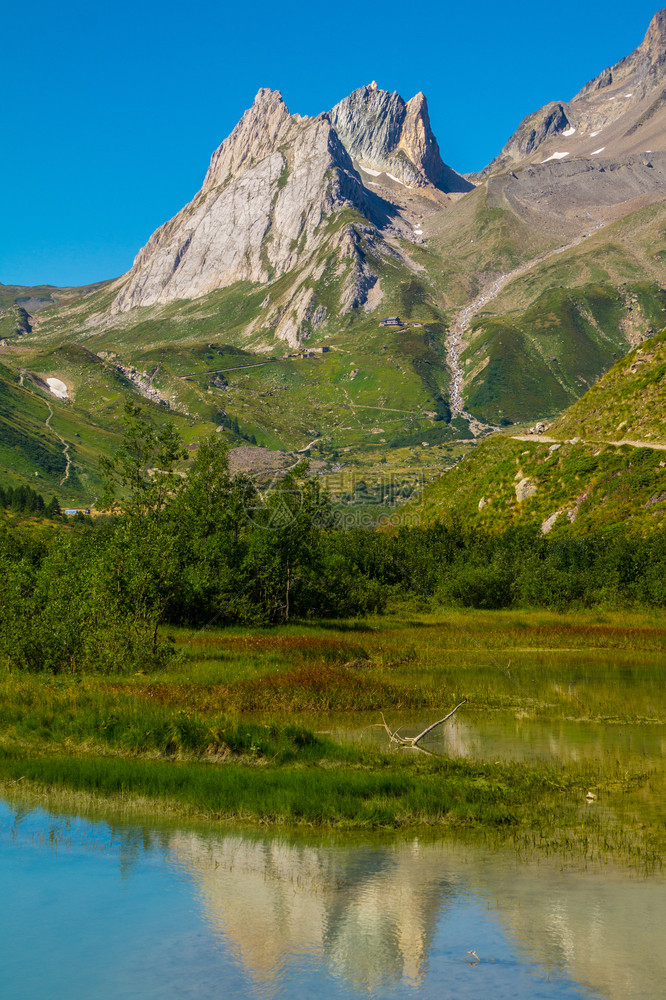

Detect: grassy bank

[0,744,651,855]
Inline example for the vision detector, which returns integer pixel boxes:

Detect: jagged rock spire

[329,83,471,192]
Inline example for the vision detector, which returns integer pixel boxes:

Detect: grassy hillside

[552,329,666,443]
[425,183,559,307]
[0,229,474,498]
[455,199,666,424]
[411,434,666,536]
[0,361,69,489]
[463,281,666,423]
[0,350,226,505]
[1,191,665,495]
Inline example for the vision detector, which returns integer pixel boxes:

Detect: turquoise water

[3,800,664,999]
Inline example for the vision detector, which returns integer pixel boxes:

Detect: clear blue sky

[1,0,661,287]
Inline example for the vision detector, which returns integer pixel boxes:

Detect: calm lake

[1,797,664,1000]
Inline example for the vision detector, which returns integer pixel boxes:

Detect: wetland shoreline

[2,609,665,866]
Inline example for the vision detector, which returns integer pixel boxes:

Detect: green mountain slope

[3,201,665,503]
[4,33,666,496]
[439,198,666,424]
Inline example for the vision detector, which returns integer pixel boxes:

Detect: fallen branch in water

[367,700,468,750]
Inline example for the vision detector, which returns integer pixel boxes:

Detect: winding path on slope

[446,224,605,430]
[511,433,666,451]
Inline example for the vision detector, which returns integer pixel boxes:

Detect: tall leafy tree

[99,402,188,655]
[245,462,331,621]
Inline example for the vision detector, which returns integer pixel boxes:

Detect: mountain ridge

[478,8,666,178]
[329,82,472,192]
[109,82,469,338]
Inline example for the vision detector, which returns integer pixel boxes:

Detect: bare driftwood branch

[364,700,467,749]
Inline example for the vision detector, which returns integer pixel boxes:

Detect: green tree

[168,434,257,624]
[46,495,62,519]
[98,402,187,656]
[245,462,331,621]
[99,401,187,520]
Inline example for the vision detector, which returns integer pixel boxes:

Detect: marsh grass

[1,609,664,859]
[158,609,666,721]
[0,744,642,835]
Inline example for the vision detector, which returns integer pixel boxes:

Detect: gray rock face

[493,151,666,217]
[329,83,472,192]
[112,90,368,320]
[512,103,571,158]
[575,8,666,101]
[515,477,537,502]
[110,82,470,339]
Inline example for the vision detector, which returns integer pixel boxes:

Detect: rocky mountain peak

[109,80,470,337]
[574,7,666,101]
[111,88,371,335]
[642,8,666,57]
[479,9,666,177]
[637,7,666,86]
[329,84,471,192]
[400,91,448,185]
[202,88,291,191]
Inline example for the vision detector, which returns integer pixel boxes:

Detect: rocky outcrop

[575,8,666,101]
[201,88,291,190]
[329,82,472,192]
[513,103,570,158]
[1,304,32,338]
[515,477,537,502]
[478,102,571,176]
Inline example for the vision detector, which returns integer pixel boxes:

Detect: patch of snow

[413,228,423,235]
[541,151,570,163]
[562,127,576,136]
[624,93,633,97]
[590,131,601,137]
[46,377,68,400]
[385,172,411,187]
[644,149,653,153]
[360,166,412,188]
[591,147,605,155]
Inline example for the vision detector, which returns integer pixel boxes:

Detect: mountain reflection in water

[169,833,454,992]
[2,800,664,1000]
[169,829,665,1000]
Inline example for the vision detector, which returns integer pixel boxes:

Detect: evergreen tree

[46,495,62,519]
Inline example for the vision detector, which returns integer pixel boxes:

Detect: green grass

[463,282,666,424]
[0,744,638,841]
[2,180,665,499]
[552,328,666,443]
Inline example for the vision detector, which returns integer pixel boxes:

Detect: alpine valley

[3,9,666,517]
